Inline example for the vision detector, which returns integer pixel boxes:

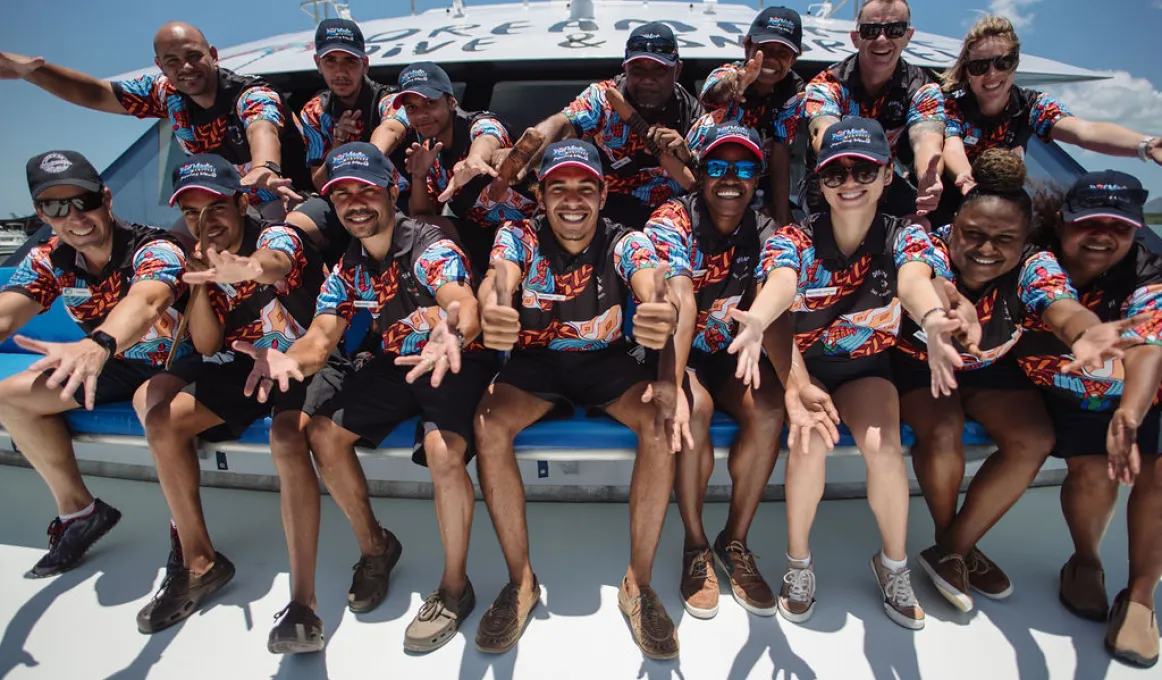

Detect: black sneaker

[165,524,183,576]
[348,527,403,613]
[27,499,122,578]
[137,552,236,634]
[268,602,325,655]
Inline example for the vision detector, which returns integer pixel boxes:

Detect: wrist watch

[259,161,283,177]
[88,330,117,358]
[1139,137,1156,163]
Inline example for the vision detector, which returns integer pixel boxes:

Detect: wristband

[920,307,946,327]
[1139,136,1156,163]
[1071,327,1090,345]
[87,330,117,359]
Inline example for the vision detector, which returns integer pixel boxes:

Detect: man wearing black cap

[524,22,705,228]
[802,0,945,218]
[242,142,492,655]
[692,7,805,227]
[132,154,355,640]
[0,150,193,579]
[473,139,680,658]
[0,22,310,214]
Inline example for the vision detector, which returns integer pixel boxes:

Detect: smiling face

[399,93,454,140]
[154,25,218,98]
[948,196,1029,290]
[1058,217,1137,283]
[328,180,397,240]
[34,186,115,253]
[541,167,607,244]
[315,51,368,99]
[176,190,248,253]
[623,59,680,113]
[746,39,798,88]
[700,144,760,227]
[851,0,913,82]
[966,36,1017,114]
[818,157,891,214]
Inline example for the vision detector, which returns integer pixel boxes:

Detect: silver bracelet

[1139,136,1156,162]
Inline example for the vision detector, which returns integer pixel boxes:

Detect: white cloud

[1042,70,1162,137]
[986,0,1043,29]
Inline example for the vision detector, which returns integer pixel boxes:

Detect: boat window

[487,80,593,134]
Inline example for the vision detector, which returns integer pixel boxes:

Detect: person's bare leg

[835,377,908,561]
[717,361,784,544]
[1061,456,1120,567]
[899,386,966,540]
[784,377,831,561]
[305,417,385,557]
[674,374,715,549]
[0,371,92,514]
[270,410,320,608]
[424,429,474,596]
[1126,454,1162,608]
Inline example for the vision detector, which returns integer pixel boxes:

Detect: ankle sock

[881,552,907,571]
[59,501,95,522]
[787,552,812,569]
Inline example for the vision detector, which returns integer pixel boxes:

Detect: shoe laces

[725,542,759,576]
[783,567,815,603]
[883,567,918,608]
[966,550,990,576]
[272,603,292,622]
[686,550,710,579]
[418,591,447,622]
[46,518,67,549]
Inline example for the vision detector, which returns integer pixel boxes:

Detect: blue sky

[1,0,1160,217]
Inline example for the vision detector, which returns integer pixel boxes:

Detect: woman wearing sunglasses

[890,150,1139,614]
[728,117,973,630]
[936,15,1161,223]
[1017,171,1162,668]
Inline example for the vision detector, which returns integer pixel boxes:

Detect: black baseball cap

[392,62,454,109]
[322,142,396,194]
[701,123,764,162]
[537,139,604,183]
[315,18,366,59]
[623,22,679,67]
[816,117,892,170]
[1063,170,1149,229]
[27,150,103,199]
[748,7,802,54]
[169,154,243,206]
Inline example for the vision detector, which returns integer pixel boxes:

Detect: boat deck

[0,466,1156,680]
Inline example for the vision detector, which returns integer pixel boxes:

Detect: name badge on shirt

[535,292,567,302]
[62,287,92,300]
[805,286,838,299]
[610,156,632,170]
[964,135,979,145]
[913,329,929,344]
[353,300,378,309]
[692,269,709,277]
[216,282,237,297]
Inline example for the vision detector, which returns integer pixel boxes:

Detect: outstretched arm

[0,52,128,114]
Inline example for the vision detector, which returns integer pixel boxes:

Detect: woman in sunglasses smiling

[729,118,974,631]
[938,15,1161,221]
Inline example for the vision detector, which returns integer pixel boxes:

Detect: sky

[1,0,1160,217]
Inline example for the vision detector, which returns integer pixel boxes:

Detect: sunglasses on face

[34,191,104,218]
[858,21,909,40]
[966,51,1020,77]
[625,37,677,56]
[819,161,883,188]
[704,159,761,180]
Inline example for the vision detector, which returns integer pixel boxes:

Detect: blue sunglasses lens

[705,160,760,179]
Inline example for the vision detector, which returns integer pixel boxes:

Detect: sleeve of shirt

[469,115,511,145]
[2,244,61,309]
[109,73,170,119]
[943,98,965,138]
[490,222,531,278]
[236,85,285,131]
[1018,250,1078,314]
[377,91,396,124]
[699,63,739,105]
[613,232,660,286]
[414,239,472,297]
[298,97,331,167]
[757,226,807,281]
[562,82,609,136]
[644,203,694,279]
[314,260,355,321]
[1121,284,1162,346]
[131,239,186,294]
[685,111,719,161]
[803,74,843,121]
[907,84,946,128]
[257,225,307,292]
[1030,92,1074,143]
[771,92,805,145]
[385,98,410,127]
[891,224,944,271]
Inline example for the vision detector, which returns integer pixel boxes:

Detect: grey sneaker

[267,602,325,655]
[404,581,476,653]
[777,561,816,623]
[870,553,925,630]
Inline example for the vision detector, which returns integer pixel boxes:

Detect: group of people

[0,0,1159,668]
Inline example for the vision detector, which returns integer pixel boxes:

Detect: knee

[474,407,515,457]
[1065,458,1117,494]
[996,423,1055,462]
[912,417,966,457]
[270,413,310,461]
[425,431,468,480]
[689,391,715,432]
[0,373,35,415]
[305,416,342,459]
[860,427,903,468]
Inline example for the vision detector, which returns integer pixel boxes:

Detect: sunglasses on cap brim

[857,21,909,40]
[34,190,105,218]
[818,161,884,188]
[625,37,677,56]
[966,52,1020,77]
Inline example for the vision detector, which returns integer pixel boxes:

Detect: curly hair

[960,148,1033,226]
[940,15,1021,93]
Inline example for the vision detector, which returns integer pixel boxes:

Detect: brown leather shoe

[1106,589,1159,668]
[1059,555,1109,622]
[475,577,540,654]
[917,545,972,612]
[680,548,719,620]
[713,533,777,616]
[619,578,679,660]
[966,548,1013,600]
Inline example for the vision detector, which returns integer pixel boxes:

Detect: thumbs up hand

[632,264,677,350]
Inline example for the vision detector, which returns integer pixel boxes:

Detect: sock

[59,501,95,522]
[787,552,812,568]
[880,551,907,571]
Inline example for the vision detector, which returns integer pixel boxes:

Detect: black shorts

[496,345,651,412]
[1046,398,1162,459]
[688,349,744,399]
[602,194,655,230]
[890,350,1034,396]
[62,355,200,407]
[315,351,498,465]
[805,352,893,395]
[292,196,352,267]
[182,353,348,443]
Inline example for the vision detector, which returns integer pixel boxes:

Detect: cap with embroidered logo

[322,142,396,194]
[392,62,454,109]
[623,22,679,67]
[701,123,764,162]
[169,154,244,206]
[27,150,103,199]
[315,18,366,59]
[748,6,802,54]
[816,117,892,170]
[537,139,604,183]
[1063,170,1148,229]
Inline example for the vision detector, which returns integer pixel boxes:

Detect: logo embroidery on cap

[831,128,872,145]
[766,17,796,32]
[551,144,590,162]
[400,69,430,85]
[324,26,355,41]
[40,153,72,174]
[179,162,219,179]
[331,150,371,169]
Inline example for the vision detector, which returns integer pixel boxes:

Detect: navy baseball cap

[169,154,243,206]
[748,7,802,54]
[392,62,454,109]
[537,139,604,183]
[623,22,679,67]
[816,118,892,170]
[701,123,764,162]
[315,18,366,59]
[322,142,396,195]
[1063,170,1149,228]
[27,150,103,199]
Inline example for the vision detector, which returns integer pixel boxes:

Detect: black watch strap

[261,161,283,177]
[88,330,117,358]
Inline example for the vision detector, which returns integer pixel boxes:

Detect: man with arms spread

[244,142,491,654]
[802,0,945,218]
[132,155,371,642]
[524,23,705,228]
[692,6,805,226]
[0,22,309,216]
[473,139,680,658]
[0,151,191,578]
